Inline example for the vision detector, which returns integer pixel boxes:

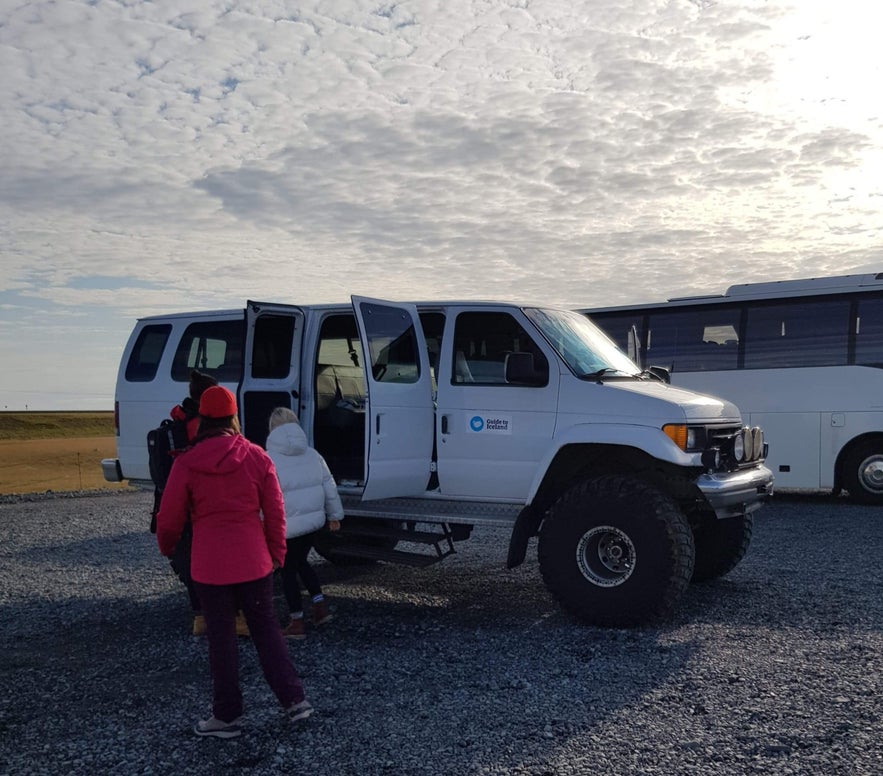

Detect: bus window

[855,297,883,366]
[646,308,739,372]
[744,299,849,369]
[588,312,644,353]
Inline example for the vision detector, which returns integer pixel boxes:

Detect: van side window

[171,320,245,382]
[125,325,171,382]
[419,312,446,387]
[358,302,421,384]
[452,312,549,386]
[252,314,295,379]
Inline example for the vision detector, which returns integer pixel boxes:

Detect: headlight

[733,431,744,461]
[701,448,721,470]
[741,427,754,462]
[751,427,763,460]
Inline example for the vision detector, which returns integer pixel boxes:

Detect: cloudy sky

[2,0,882,410]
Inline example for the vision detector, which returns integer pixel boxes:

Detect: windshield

[523,307,640,378]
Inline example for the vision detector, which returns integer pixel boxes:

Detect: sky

[2,0,883,410]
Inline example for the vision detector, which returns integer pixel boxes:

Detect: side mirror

[505,352,547,386]
[647,365,671,384]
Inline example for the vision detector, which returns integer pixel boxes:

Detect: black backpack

[147,416,191,532]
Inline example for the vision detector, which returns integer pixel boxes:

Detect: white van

[104,297,773,627]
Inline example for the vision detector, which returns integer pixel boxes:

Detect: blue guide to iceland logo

[469,415,484,432]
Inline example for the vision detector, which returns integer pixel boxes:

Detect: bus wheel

[537,475,694,627]
[842,440,883,505]
[690,513,753,583]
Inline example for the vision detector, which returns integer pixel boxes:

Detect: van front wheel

[690,513,753,583]
[538,475,694,627]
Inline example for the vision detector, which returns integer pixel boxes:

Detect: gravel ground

[1,489,882,775]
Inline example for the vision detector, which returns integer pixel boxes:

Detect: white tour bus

[582,272,883,504]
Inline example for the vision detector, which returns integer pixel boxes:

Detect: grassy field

[0,411,115,441]
[0,412,128,495]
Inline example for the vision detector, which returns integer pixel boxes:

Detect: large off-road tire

[312,517,401,566]
[690,513,753,583]
[842,439,883,505]
[537,475,694,628]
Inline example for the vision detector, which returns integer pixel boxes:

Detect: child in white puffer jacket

[266,407,344,639]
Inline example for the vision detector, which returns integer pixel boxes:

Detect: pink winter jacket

[156,433,287,585]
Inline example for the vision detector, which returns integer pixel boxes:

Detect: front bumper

[697,464,774,518]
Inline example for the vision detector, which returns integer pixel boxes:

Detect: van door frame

[240,300,305,449]
[352,295,435,499]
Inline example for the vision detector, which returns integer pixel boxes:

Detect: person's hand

[328,520,341,532]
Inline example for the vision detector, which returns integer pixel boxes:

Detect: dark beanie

[189,370,218,400]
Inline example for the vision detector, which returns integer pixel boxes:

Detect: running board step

[328,544,449,568]
[336,522,452,545]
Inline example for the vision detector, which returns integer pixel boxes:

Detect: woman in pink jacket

[156,386,311,739]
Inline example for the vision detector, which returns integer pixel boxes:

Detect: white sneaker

[287,700,314,722]
[194,715,242,739]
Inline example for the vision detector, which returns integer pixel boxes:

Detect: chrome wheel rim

[576,525,636,587]
[858,454,883,494]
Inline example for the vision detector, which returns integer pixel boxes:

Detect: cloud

[1,0,883,408]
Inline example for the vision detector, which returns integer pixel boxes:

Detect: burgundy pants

[194,573,304,722]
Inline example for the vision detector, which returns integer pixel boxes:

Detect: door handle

[441,415,449,434]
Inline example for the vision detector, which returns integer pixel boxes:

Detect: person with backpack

[155,386,311,738]
[265,406,344,639]
[149,369,251,637]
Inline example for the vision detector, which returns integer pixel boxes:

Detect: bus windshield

[524,307,640,378]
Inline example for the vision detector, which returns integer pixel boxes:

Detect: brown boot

[312,598,332,626]
[282,617,306,640]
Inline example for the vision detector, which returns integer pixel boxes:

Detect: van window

[252,314,295,379]
[452,312,548,385]
[125,325,171,382]
[171,320,244,382]
[357,302,421,383]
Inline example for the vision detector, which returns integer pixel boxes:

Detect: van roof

[136,299,570,322]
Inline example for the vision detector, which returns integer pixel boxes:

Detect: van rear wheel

[538,475,694,627]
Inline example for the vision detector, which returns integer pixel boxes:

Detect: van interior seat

[315,364,366,418]
[314,363,366,481]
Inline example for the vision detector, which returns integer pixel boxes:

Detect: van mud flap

[507,504,544,569]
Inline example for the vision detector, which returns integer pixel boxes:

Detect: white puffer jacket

[266,422,344,539]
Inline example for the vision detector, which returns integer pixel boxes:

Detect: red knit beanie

[199,386,237,418]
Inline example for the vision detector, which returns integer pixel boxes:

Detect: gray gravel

[1,489,882,775]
